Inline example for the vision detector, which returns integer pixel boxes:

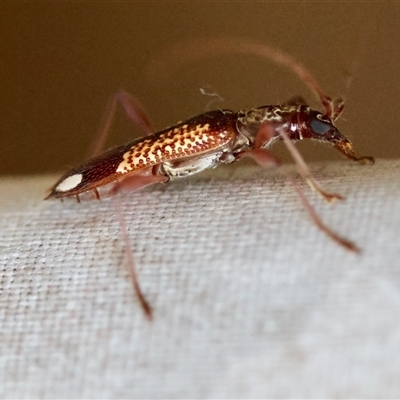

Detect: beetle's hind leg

[87,90,156,160]
[84,91,160,318]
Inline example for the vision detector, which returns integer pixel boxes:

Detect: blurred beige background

[1,3,398,176]
[2,4,400,397]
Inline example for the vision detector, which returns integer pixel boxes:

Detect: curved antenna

[333,27,368,121]
[147,37,335,118]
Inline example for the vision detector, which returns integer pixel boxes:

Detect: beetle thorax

[236,104,303,145]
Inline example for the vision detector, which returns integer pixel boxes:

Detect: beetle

[46,39,374,318]
[47,101,372,203]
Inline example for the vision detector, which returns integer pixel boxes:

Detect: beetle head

[303,110,374,165]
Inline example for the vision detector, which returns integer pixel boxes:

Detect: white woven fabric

[1,159,400,398]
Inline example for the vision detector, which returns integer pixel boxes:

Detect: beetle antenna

[147,37,335,117]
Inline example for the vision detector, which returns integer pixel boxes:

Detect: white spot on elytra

[56,173,83,192]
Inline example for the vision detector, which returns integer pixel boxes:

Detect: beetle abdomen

[47,109,237,198]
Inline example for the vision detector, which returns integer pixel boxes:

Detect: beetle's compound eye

[310,117,332,136]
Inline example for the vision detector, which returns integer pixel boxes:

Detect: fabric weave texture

[1,160,399,398]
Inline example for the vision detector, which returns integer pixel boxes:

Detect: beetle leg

[109,165,169,318]
[111,166,169,195]
[112,195,153,320]
[277,126,343,202]
[237,146,358,252]
[254,122,343,202]
[288,174,359,252]
[239,124,357,252]
[87,90,156,159]
[84,95,164,318]
[236,120,281,166]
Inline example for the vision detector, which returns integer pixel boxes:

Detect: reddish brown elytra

[46,39,374,318]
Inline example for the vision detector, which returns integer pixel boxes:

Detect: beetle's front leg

[238,122,359,252]
[253,121,343,203]
[275,125,343,202]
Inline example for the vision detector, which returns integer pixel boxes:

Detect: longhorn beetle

[46,38,374,318]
